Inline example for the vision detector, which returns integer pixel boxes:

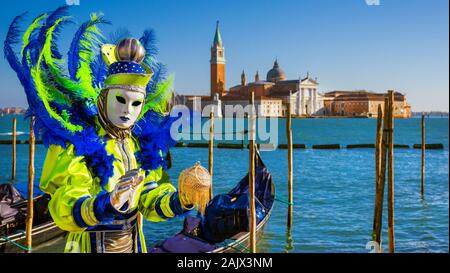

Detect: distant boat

[0,131,27,136]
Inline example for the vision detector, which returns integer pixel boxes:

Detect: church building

[176,21,325,117]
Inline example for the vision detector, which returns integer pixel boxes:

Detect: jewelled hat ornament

[178,162,212,215]
[101,38,153,94]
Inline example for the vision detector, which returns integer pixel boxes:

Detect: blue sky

[0,0,448,111]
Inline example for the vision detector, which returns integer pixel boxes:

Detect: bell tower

[210,21,226,98]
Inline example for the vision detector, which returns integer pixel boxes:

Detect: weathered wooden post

[387,90,395,253]
[285,226,294,253]
[372,104,383,251]
[26,116,35,253]
[286,102,293,229]
[421,112,425,198]
[375,105,383,191]
[12,117,17,180]
[373,97,389,250]
[248,91,257,253]
[208,110,214,199]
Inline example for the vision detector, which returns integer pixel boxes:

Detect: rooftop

[213,21,222,47]
[266,60,286,82]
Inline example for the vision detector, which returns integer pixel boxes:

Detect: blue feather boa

[133,110,178,174]
[26,109,115,187]
[27,107,177,186]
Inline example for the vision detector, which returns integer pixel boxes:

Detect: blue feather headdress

[4,6,177,186]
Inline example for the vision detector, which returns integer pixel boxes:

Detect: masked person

[4,8,196,253]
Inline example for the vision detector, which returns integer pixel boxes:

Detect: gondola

[150,149,275,253]
[0,183,65,253]
[0,150,274,253]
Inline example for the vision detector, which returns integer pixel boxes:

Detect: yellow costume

[40,123,185,253]
[4,8,191,253]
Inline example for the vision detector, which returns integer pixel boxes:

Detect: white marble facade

[290,78,324,116]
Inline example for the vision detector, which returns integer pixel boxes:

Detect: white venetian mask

[106,89,145,129]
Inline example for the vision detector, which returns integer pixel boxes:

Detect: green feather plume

[41,16,85,102]
[140,75,174,117]
[21,13,47,64]
[33,16,83,133]
[74,13,106,100]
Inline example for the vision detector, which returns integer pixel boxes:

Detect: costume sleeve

[138,168,191,222]
[40,144,121,232]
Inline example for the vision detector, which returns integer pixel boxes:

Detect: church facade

[226,65,325,116]
[176,22,325,117]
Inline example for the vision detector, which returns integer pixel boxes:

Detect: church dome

[266,60,286,82]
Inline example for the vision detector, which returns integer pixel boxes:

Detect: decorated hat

[101,38,153,94]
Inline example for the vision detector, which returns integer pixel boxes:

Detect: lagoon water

[0,115,448,252]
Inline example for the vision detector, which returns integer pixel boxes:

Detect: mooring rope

[274,196,294,206]
[216,196,298,253]
[274,196,304,220]
[224,238,251,253]
[226,244,247,253]
[1,230,32,252]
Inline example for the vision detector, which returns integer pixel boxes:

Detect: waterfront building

[0,107,26,114]
[323,90,412,118]
[176,22,325,117]
[174,22,412,119]
[226,66,325,116]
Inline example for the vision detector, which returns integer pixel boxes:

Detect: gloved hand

[179,192,193,210]
[110,168,144,213]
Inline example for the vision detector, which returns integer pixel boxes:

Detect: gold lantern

[178,162,212,215]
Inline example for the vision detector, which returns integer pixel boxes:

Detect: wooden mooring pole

[375,105,383,191]
[208,110,214,199]
[286,102,293,229]
[421,112,425,198]
[387,90,395,253]
[372,104,383,252]
[11,117,16,180]
[248,91,257,253]
[373,97,389,250]
[25,116,35,253]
